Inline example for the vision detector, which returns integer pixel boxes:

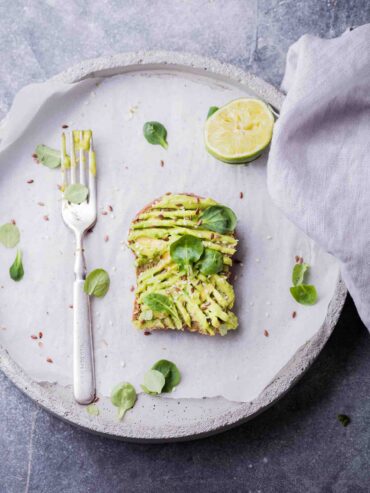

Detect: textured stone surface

[1,1,370,492]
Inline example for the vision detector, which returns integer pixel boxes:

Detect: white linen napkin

[267,24,370,330]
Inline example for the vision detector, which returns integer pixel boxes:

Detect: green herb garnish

[196,248,223,275]
[111,382,137,420]
[290,262,318,305]
[141,369,166,395]
[143,293,179,322]
[207,106,219,119]
[292,263,309,286]
[64,183,89,204]
[0,223,20,248]
[170,234,204,273]
[200,205,237,234]
[337,414,350,427]
[9,249,24,281]
[290,285,318,305]
[143,121,168,149]
[152,360,181,393]
[35,144,61,169]
[86,404,99,416]
[84,269,110,298]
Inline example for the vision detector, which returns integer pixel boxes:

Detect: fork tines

[61,130,96,207]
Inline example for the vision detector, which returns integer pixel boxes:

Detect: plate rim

[0,51,347,442]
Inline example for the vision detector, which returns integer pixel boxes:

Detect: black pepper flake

[144,331,152,336]
[62,124,69,129]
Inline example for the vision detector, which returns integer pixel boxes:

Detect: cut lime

[204,98,274,164]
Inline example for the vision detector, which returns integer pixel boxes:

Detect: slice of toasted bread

[128,193,238,336]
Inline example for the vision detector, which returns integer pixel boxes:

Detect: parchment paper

[0,70,340,402]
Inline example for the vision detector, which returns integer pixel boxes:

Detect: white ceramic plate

[0,52,346,441]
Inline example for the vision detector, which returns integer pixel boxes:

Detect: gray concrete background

[1,1,370,492]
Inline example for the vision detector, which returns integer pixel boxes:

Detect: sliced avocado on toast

[128,193,239,336]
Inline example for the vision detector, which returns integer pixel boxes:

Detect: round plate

[0,52,346,442]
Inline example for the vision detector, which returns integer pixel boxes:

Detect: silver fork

[61,130,97,404]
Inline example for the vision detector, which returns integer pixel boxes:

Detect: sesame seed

[264,330,269,337]
[292,311,297,319]
[240,192,244,199]
[46,357,53,363]
[27,179,34,184]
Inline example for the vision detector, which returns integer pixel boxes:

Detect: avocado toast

[128,193,239,336]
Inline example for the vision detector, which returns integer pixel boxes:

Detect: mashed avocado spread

[128,194,239,336]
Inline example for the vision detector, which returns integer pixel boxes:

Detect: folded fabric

[267,24,370,330]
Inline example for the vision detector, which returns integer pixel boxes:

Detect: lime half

[204,98,274,164]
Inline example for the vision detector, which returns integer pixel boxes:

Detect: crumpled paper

[0,70,339,402]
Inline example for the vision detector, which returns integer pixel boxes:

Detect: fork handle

[73,279,95,404]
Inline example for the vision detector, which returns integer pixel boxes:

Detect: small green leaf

[170,235,204,271]
[200,205,237,234]
[143,121,168,149]
[337,414,350,427]
[196,248,223,275]
[143,293,179,322]
[35,144,61,169]
[86,404,99,416]
[0,223,20,248]
[64,183,89,204]
[84,269,110,298]
[207,106,219,119]
[292,263,309,286]
[9,249,24,281]
[152,360,181,393]
[290,285,318,305]
[141,369,165,395]
[110,382,137,420]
